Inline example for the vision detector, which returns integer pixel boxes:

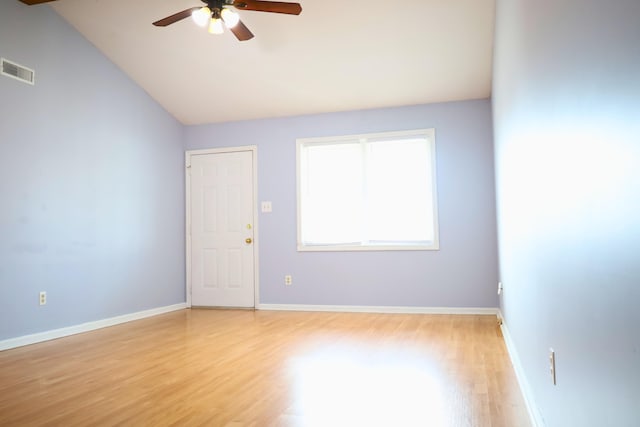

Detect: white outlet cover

[261,201,272,213]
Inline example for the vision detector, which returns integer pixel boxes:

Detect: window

[297,129,439,251]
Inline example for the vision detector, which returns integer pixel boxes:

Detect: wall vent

[1,58,35,85]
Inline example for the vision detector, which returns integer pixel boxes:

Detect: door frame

[185,146,259,308]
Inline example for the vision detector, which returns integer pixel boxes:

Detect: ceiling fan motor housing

[205,0,241,11]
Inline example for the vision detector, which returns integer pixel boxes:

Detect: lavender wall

[493,0,640,425]
[185,100,499,308]
[0,2,185,340]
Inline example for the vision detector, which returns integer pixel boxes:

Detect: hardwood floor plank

[0,309,530,426]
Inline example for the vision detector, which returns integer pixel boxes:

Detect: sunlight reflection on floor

[289,347,448,427]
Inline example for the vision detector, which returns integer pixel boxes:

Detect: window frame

[296,128,440,252]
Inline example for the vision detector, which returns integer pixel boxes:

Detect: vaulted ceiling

[40,0,495,125]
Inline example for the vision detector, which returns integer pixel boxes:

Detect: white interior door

[189,149,255,307]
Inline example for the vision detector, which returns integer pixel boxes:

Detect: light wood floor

[0,309,530,427]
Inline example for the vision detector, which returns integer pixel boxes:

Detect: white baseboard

[0,303,187,351]
[258,303,499,315]
[499,312,545,427]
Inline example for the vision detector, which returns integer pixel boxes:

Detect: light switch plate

[261,201,272,213]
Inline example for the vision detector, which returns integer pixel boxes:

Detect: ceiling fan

[18,0,303,42]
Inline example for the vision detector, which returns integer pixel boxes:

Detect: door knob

[245,238,253,244]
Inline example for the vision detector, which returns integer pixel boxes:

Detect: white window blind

[297,129,439,251]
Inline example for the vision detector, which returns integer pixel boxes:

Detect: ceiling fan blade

[233,0,302,15]
[229,20,254,41]
[153,7,200,27]
[19,0,58,4]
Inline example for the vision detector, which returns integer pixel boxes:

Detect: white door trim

[185,146,259,308]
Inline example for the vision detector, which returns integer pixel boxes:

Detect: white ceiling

[46,0,495,125]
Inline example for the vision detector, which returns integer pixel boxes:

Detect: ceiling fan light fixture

[192,7,211,27]
[150,0,301,41]
[221,8,240,28]
[208,17,225,34]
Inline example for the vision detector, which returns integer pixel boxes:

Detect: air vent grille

[1,58,35,85]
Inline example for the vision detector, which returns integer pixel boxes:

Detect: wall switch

[39,291,47,306]
[498,282,503,295]
[285,275,292,286]
[549,348,557,385]
[261,201,272,213]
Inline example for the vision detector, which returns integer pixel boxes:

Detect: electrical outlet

[284,275,292,286]
[549,348,557,385]
[39,291,47,306]
[498,281,503,295]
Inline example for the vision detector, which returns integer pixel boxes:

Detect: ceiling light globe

[208,18,225,35]
[192,7,211,27]
[221,8,240,28]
